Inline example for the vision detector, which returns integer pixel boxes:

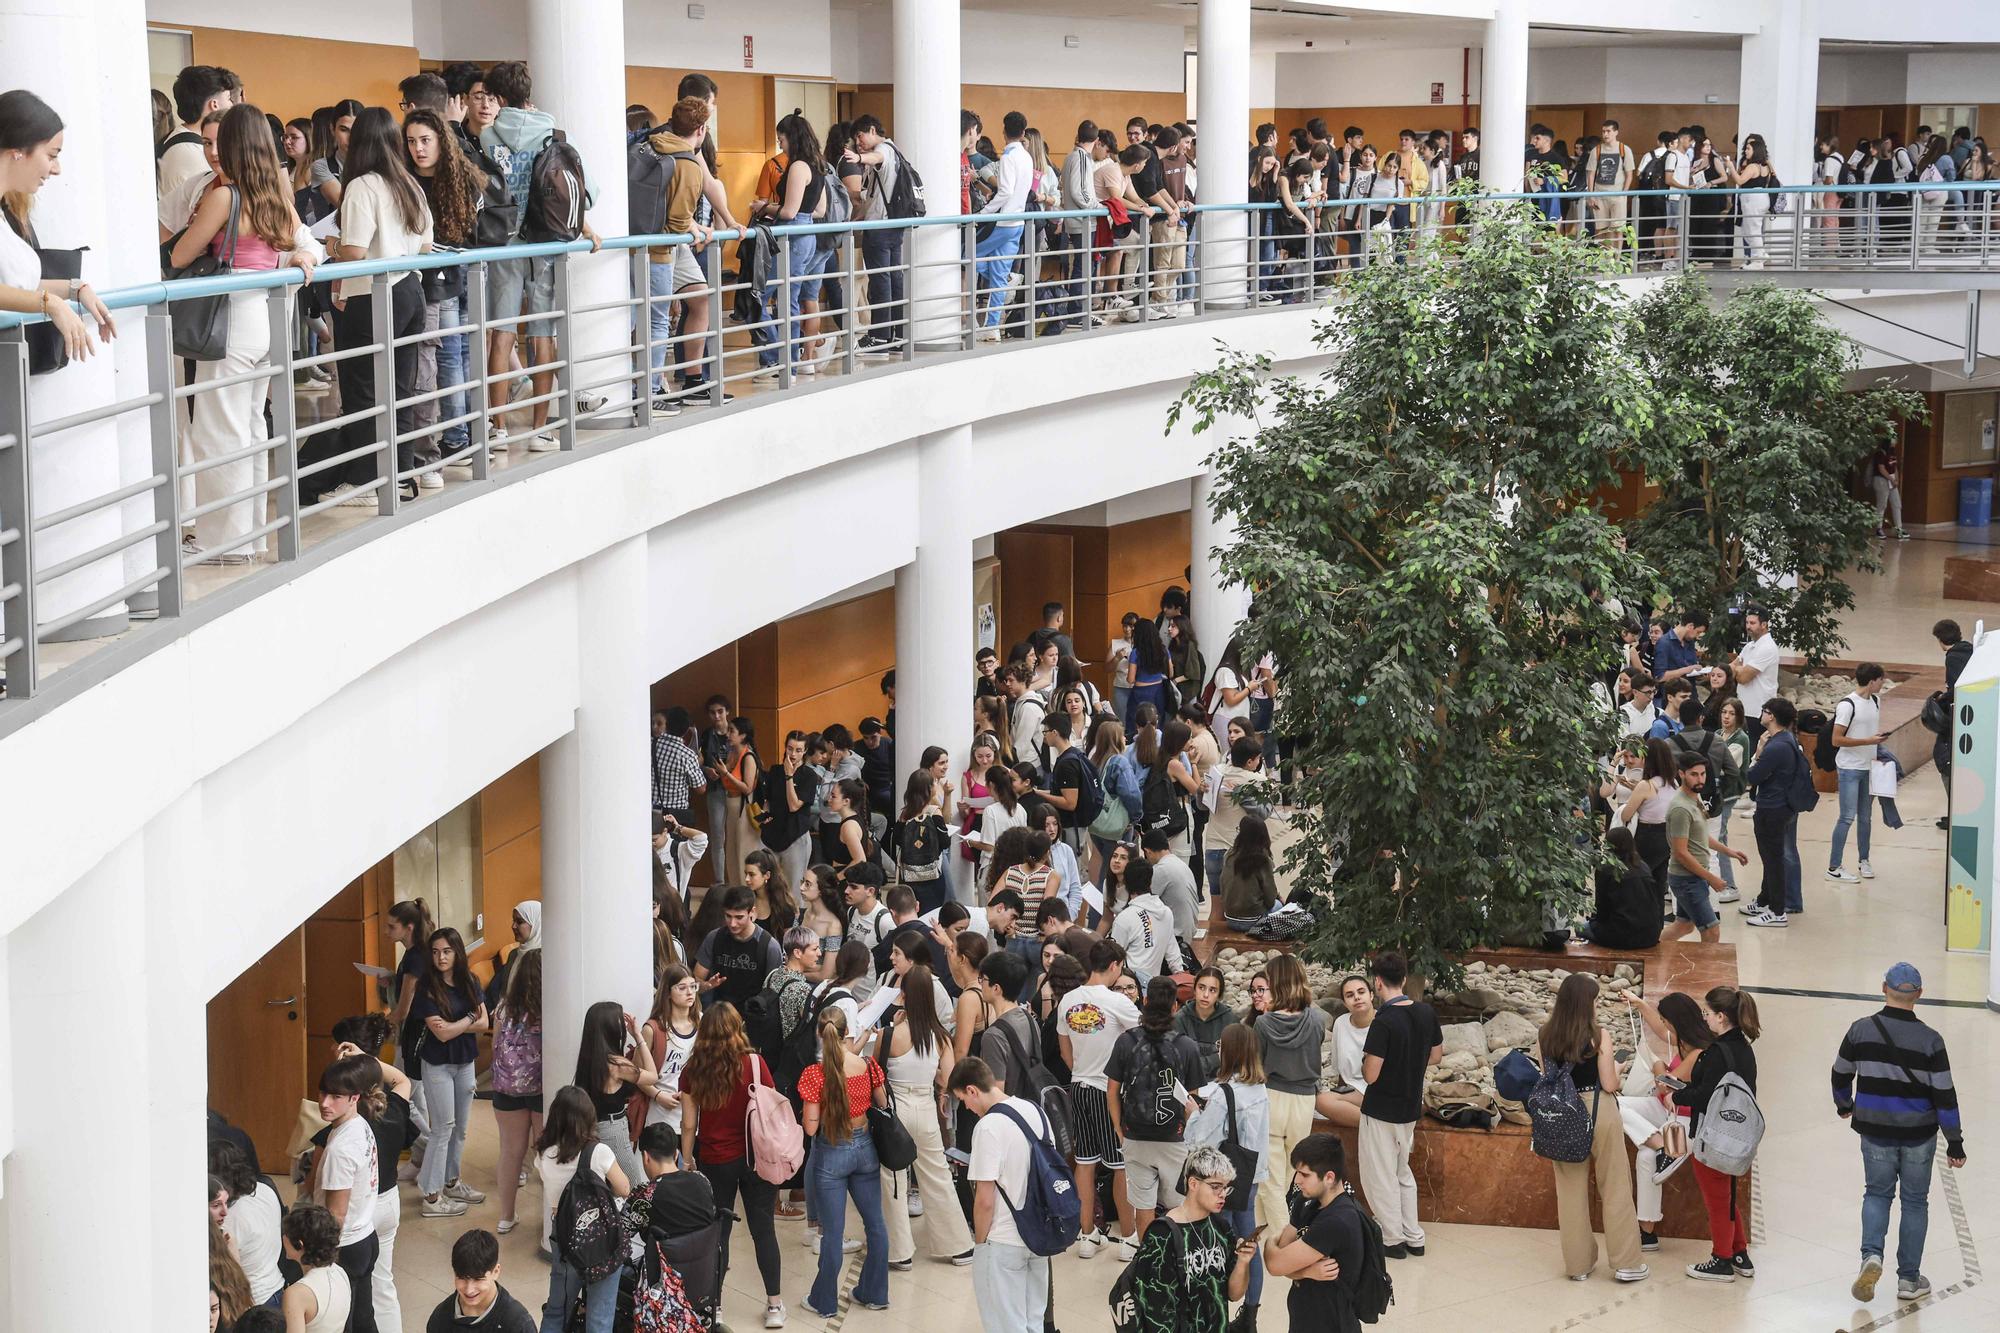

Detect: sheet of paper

[309,212,341,240]
[856,985,900,1033]
[352,962,392,978]
[1081,882,1105,912]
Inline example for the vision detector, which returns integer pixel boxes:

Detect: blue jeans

[756,232,822,369]
[976,223,1025,328]
[808,1129,890,1313]
[1053,230,1090,320]
[1206,848,1225,892]
[1831,767,1873,868]
[542,1257,620,1333]
[1714,796,1739,890]
[1784,814,1803,914]
[418,1059,475,1196]
[434,293,467,447]
[1860,1135,1935,1281]
[1224,1204,1264,1303]
[647,260,676,392]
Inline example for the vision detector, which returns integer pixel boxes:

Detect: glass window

[392,796,485,948]
[1940,391,1998,469]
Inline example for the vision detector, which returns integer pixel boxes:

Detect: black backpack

[884,144,926,219]
[895,812,948,883]
[1801,707,1838,773]
[1336,1193,1397,1323]
[1140,766,1187,839]
[981,1012,1075,1159]
[520,130,589,243]
[553,1156,627,1284]
[1114,1029,1190,1137]
[771,983,850,1099]
[628,140,697,236]
[742,968,804,1068]
[1636,148,1668,192]
[1057,749,1105,825]
[156,129,204,162]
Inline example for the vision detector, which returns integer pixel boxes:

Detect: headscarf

[512,899,543,953]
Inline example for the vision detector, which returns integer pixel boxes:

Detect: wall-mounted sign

[1430,82,1444,104]
[744,35,754,68]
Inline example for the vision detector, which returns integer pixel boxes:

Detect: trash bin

[1958,477,1993,527]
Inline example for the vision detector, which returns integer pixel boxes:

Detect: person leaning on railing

[402,109,481,484]
[0,90,116,366]
[164,103,320,562]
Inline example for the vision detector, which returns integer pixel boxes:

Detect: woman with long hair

[1185,1022,1272,1327]
[872,962,973,1268]
[635,963,702,1149]
[1098,840,1135,928]
[167,102,316,562]
[309,105,431,508]
[755,112,831,376]
[1124,620,1172,733]
[402,108,482,483]
[535,1084,631,1332]
[411,926,487,1218]
[385,897,436,1135]
[1618,737,1679,902]
[679,1002,786,1326]
[308,99,361,211]
[1252,954,1327,1234]
[1248,145,1285,297]
[208,1216,253,1328]
[1537,973,1646,1282]
[1912,133,1955,256]
[974,694,1014,766]
[969,765,1026,888]
[151,86,175,153]
[1731,133,1775,267]
[489,942,543,1236]
[284,117,316,194]
[210,1138,283,1305]
[718,716,764,882]
[1151,718,1202,859]
[1619,989,1710,1251]
[279,1205,351,1333]
[798,1005,892,1317]
[895,768,953,913]
[1088,719,1141,883]
[1314,974,1375,1128]
[1582,824,1662,950]
[744,847,797,938]
[799,863,846,974]
[1675,987,1761,1282]
[0,92,115,366]
[958,733,1001,887]
[1220,812,1281,932]
[573,999,660,1189]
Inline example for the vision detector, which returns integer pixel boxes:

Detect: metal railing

[1,181,1996,709]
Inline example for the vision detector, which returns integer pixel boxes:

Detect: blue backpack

[989,1103,1083,1257]
[1526,1061,1599,1164]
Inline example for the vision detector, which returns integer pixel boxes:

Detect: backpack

[520,130,589,243]
[1636,148,1668,192]
[1809,705,1841,773]
[743,968,809,1072]
[1782,733,1820,814]
[1115,1030,1189,1138]
[743,1055,806,1184]
[820,167,852,226]
[895,812,948,883]
[1670,730,1726,817]
[552,1152,627,1283]
[1057,749,1105,825]
[883,144,926,219]
[856,905,897,975]
[1109,1217,1184,1333]
[1525,1060,1599,1164]
[1140,766,1187,839]
[1690,1040,1764,1176]
[774,984,850,1099]
[630,1239,704,1333]
[1922,689,1950,735]
[1339,1193,1398,1324]
[983,1013,1077,1159]
[627,140,696,236]
[156,129,204,162]
[988,1103,1083,1257]
[1089,753,1133,840]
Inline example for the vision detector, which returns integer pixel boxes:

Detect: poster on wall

[974,558,1000,652]
[1946,622,1998,957]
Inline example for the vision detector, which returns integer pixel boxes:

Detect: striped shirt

[1832,1006,1964,1153]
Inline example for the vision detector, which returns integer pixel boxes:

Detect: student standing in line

[1676,987,1761,1282]
[680,1003,787,1328]
[1253,955,1328,1235]
[326,1016,418,1333]
[573,999,660,1188]
[279,1205,352,1333]
[1742,697,1808,928]
[1536,974,1648,1283]
[1359,950,1441,1259]
[798,1006,893,1318]
[489,945,543,1237]
[1058,938,1142,1256]
[1262,1134,1364,1333]
[1106,977,1209,1249]
[874,963,976,1269]
[209,1140,282,1306]
[309,1054,382,1333]
[535,1085,631,1333]
[412,928,489,1219]
[1126,1144,1257,1333]
[1835,962,1967,1304]
[386,897,437,1139]
[949,1056,1056,1333]
[1175,966,1234,1083]
[1827,664,1889,884]
[1185,1023,1273,1333]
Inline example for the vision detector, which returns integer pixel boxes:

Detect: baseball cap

[1884,962,1922,993]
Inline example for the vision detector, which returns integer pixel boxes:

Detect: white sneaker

[497,1217,516,1235]
[1738,900,1762,915]
[1117,1235,1140,1261]
[1076,1230,1103,1259]
[907,1192,924,1218]
[1614,1266,1650,1283]
[803,1226,821,1251]
[1745,909,1790,929]
[1826,867,1859,883]
[421,1194,470,1218]
[843,1237,862,1254]
[486,423,510,445]
[764,1302,787,1329]
[444,1179,486,1203]
[525,432,559,452]
[1145,305,1174,320]
[1859,860,1875,879]
[1714,887,1741,903]
[418,472,445,491]
[519,1165,529,1187]
[1897,1275,1932,1301]
[975,327,1002,343]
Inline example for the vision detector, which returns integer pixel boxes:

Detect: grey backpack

[1690,1041,1764,1176]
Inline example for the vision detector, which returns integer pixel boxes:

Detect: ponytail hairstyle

[390,897,436,949]
[815,1004,855,1145]
[1705,986,1760,1041]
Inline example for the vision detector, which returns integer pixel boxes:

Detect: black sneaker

[887,1258,913,1272]
[1383,1243,1410,1260]
[1640,1229,1660,1253]
[1404,1243,1425,1257]
[650,395,684,416]
[1685,1255,1737,1282]
[1731,1251,1756,1278]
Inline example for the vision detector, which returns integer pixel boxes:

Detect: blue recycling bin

[1959,477,1993,527]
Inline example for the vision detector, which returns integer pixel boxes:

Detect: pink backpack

[744,1055,805,1184]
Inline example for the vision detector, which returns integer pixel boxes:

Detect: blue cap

[1885,962,1923,993]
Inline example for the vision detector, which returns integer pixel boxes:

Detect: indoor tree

[1624,275,1925,664]
[1172,203,1668,987]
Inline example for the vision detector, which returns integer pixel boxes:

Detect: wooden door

[995,530,1075,655]
[208,930,307,1172]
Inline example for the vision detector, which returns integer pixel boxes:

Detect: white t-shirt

[335,173,434,299]
[968,1095,1050,1250]
[157,135,211,200]
[1057,984,1141,1091]
[1820,153,1844,187]
[316,1116,380,1246]
[1834,692,1882,771]
[157,168,215,236]
[1208,666,1251,750]
[537,1140,615,1252]
[646,1020,699,1133]
[1736,633,1781,719]
[1619,700,1655,740]
[1332,1014,1372,1091]
[977,801,1028,881]
[225,1182,285,1302]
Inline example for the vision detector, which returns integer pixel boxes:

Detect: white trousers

[186,289,274,555]
[881,1080,973,1262]
[372,1186,402,1332]
[1359,1114,1424,1246]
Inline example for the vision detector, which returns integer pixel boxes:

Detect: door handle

[266,996,298,1006]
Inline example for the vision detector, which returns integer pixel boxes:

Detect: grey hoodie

[1258,1005,1329,1095]
[481,106,558,236]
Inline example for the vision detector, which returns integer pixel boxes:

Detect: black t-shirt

[372,1091,414,1194]
[860,737,896,804]
[763,763,821,851]
[1591,862,1664,950]
[589,1079,638,1122]
[411,981,482,1067]
[1359,997,1442,1124]
[697,925,785,1013]
[1133,153,1165,203]
[1287,1194,1367,1333]
[1051,748,1091,829]
[1104,1028,1208,1142]
[396,947,429,1067]
[1569,1047,1602,1092]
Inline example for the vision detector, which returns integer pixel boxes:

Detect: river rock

[1440,1021,1489,1059]
[1483,1010,1540,1051]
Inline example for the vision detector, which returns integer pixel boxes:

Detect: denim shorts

[487,253,557,339]
[1668,873,1717,929]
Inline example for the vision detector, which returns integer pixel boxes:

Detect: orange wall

[478,755,542,980]
[187,27,417,119]
[738,587,897,746]
[845,85,1188,149]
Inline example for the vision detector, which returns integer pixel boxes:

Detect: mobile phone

[1656,1074,1689,1091]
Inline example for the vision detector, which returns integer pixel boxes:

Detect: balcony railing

[0,181,1995,712]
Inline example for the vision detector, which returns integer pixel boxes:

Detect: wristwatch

[66,278,82,299]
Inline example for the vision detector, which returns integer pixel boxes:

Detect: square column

[1739,0,1819,191]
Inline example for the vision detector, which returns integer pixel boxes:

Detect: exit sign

[744,35,754,68]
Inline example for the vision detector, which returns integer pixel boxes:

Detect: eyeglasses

[1192,1176,1231,1192]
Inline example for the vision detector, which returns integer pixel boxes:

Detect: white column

[1197,0,1251,309]
[1739,0,1819,192]
[528,0,634,416]
[1480,0,1529,195]
[2,0,152,640]
[894,425,974,795]
[1191,470,1250,665]
[540,536,654,1095]
[894,0,960,348]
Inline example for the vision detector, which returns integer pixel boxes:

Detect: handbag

[867,1076,918,1171]
[163,186,241,362]
[1214,1085,1259,1213]
[24,243,87,376]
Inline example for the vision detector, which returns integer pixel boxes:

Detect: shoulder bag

[163,185,241,362]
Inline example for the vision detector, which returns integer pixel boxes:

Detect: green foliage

[1175,203,1657,988]
[1624,275,1926,664]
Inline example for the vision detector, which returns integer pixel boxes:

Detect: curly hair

[402,108,483,245]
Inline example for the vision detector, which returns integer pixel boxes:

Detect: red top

[694,1053,773,1166]
[796,1058,885,1121]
